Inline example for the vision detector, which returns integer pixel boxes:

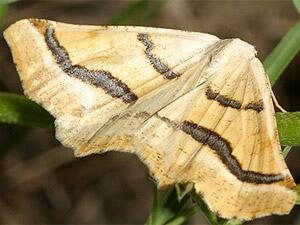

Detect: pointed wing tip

[214,38,257,62]
[4,18,36,32]
[3,19,41,44]
[4,18,54,38]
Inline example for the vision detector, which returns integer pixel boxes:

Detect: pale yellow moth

[3,19,297,220]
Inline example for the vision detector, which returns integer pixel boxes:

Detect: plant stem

[189,191,219,225]
[165,206,199,225]
[221,219,244,225]
[147,185,159,225]
[145,186,192,225]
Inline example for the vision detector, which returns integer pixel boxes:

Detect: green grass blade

[0,92,54,128]
[145,186,192,225]
[293,0,300,14]
[148,185,159,225]
[276,112,300,146]
[264,19,300,85]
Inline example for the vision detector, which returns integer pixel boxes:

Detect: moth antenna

[266,73,287,113]
[271,89,287,113]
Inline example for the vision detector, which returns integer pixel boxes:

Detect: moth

[4,19,297,220]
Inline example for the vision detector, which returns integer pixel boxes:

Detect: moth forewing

[3,19,297,220]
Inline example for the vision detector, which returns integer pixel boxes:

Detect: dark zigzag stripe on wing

[206,88,242,109]
[244,102,264,112]
[137,33,179,79]
[206,87,264,112]
[43,25,138,103]
[181,120,284,184]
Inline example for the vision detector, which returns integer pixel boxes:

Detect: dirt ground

[0,0,299,224]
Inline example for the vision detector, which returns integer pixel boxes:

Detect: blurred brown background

[0,0,299,224]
